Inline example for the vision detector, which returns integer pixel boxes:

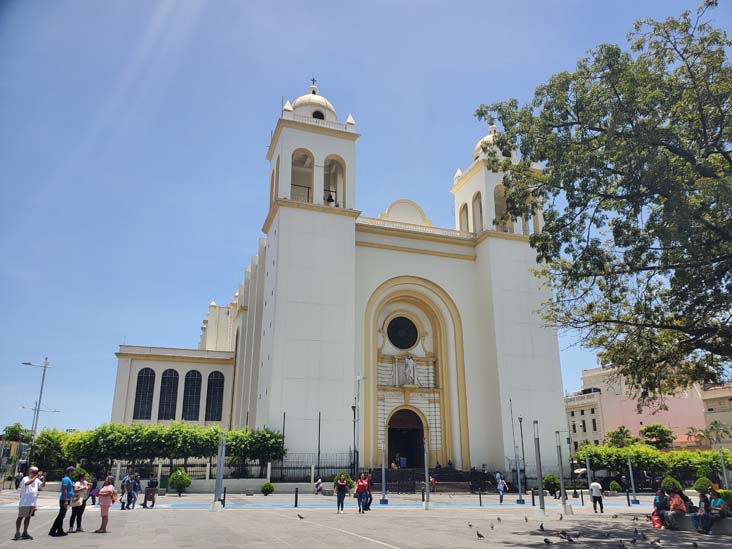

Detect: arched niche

[291,148,314,203]
[323,154,346,208]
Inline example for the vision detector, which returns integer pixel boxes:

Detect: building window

[572,422,576,433]
[387,316,419,350]
[581,420,586,433]
[580,410,585,416]
[592,418,597,432]
[312,110,324,120]
[205,371,225,421]
[573,441,578,451]
[594,440,599,445]
[158,369,179,420]
[181,371,202,421]
[590,408,595,414]
[570,411,575,417]
[132,368,155,420]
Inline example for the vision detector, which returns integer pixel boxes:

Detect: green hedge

[661,476,682,492]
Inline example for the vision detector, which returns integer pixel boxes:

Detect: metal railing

[290,184,312,203]
[291,114,351,132]
[357,216,474,239]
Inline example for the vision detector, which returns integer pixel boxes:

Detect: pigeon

[559,531,568,539]
[543,538,552,545]
[525,515,529,523]
[640,532,648,541]
[630,539,636,545]
[490,523,494,530]
[633,528,638,536]
[476,531,484,540]
[559,513,563,521]
[618,542,626,549]
[632,516,639,522]
[297,514,304,520]
[540,523,545,532]
[650,542,661,549]
[467,522,473,528]
[602,532,611,538]
[497,517,502,523]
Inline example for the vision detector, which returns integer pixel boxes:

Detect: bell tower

[265,83,359,213]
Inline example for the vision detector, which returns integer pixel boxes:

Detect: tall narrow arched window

[291,148,314,203]
[181,370,202,421]
[132,368,155,420]
[324,155,346,208]
[472,192,483,233]
[205,371,225,421]
[494,185,512,233]
[157,369,179,420]
[459,203,469,232]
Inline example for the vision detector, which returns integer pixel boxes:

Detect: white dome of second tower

[292,84,337,122]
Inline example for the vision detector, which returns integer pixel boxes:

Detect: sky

[1,0,730,433]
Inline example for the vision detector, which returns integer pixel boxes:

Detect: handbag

[71,495,83,507]
[120,493,127,504]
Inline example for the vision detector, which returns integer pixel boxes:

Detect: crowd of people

[11,465,159,539]
[653,485,727,534]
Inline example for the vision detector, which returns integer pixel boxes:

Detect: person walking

[123,473,136,510]
[94,476,118,534]
[13,466,45,540]
[589,479,604,514]
[364,473,373,511]
[119,474,128,510]
[49,466,75,537]
[497,475,508,504]
[142,476,159,508]
[314,477,323,495]
[69,472,90,533]
[88,474,99,506]
[356,473,368,514]
[335,474,348,514]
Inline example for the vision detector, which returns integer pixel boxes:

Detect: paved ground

[0,490,727,548]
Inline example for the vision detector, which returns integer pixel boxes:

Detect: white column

[200,373,209,423]
[175,370,185,421]
[151,368,162,423]
[313,160,325,205]
[336,170,345,208]
[280,151,292,200]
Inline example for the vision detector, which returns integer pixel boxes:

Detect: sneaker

[77,528,84,533]
[21,533,33,540]
[14,533,21,541]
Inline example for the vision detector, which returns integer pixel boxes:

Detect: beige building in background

[700,385,732,449]
[565,366,706,450]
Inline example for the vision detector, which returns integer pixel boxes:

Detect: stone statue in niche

[404,355,416,385]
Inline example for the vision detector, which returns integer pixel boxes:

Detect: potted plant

[261,482,275,496]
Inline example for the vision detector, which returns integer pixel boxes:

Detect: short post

[157,462,162,484]
[534,420,545,511]
[626,488,631,507]
[626,456,639,505]
[555,431,567,508]
[380,443,388,504]
[515,445,525,504]
[222,487,226,508]
[310,464,315,485]
[579,488,584,506]
[213,431,226,509]
[266,462,272,483]
[531,488,536,506]
[423,437,430,510]
[479,491,482,506]
[295,487,299,507]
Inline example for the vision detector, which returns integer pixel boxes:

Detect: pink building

[565,367,705,450]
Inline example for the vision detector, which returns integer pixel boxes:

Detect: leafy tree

[33,429,69,470]
[705,420,732,446]
[606,426,638,448]
[693,476,713,493]
[249,429,286,477]
[476,1,732,406]
[3,423,32,443]
[639,424,675,449]
[168,468,191,496]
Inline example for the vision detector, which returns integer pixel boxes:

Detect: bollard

[626,489,631,507]
[295,487,299,508]
[579,488,584,506]
[531,488,536,507]
[479,491,482,507]
[421,488,425,502]
[222,487,227,508]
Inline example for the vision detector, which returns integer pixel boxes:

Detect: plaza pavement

[0,489,727,548]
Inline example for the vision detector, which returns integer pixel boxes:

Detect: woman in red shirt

[356,473,368,514]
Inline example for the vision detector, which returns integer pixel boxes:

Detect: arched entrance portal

[388,409,424,468]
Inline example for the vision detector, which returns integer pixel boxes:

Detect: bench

[677,515,732,535]
[244,489,254,496]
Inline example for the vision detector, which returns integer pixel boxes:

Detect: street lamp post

[22,358,51,465]
[533,420,545,511]
[353,375,365,476]
[518,417,527,492]
[567,435,578,498]
[555,431,568,511]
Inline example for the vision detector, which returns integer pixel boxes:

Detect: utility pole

[534,420,545,511]
[518,417,527,492]
[22,358,52,464]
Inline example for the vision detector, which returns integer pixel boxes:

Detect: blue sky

[1,0,729,432]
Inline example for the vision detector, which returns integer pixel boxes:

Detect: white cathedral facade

[111,85,566,472]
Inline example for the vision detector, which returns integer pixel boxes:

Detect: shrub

[609,480,623,492]
[543,474,560,494]
[168,468,192,496]
[73,466,90,481]
[693,477,713,493]
[718,490,732,508]
[333,471,355,490]
[261,482,275,496]
[660,476,682,492]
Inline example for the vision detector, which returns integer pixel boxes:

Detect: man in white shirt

[589,479,604,513]
[15,467,46,540]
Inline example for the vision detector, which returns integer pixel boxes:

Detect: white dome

[292,85,337,121]
[472,124,499,160]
